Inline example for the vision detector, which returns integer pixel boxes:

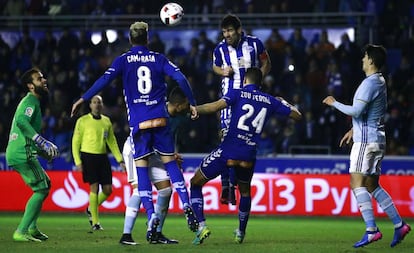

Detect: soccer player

[71,21,199,241]
[213,14,271,205]
[190,67,301,244]
[120,87,190,245]
[6,68,59,242]
[120,137,178,245]
[72,95,126,231]
[323,44,411,248]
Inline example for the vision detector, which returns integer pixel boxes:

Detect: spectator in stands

[0,35,11,72]
[333,32,362,99]
[312,29,336,69]
[167,37,187,63]
[2,0,25,16]
[57,27,79,59]
[325,60,344,99]
[288,28,308,72]
[15,28,35,55]
[27,0,49,15]
[148,33,166,54]
[37,30,57,57]
[265,28,287,77]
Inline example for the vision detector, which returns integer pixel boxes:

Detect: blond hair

[129,21,148,45]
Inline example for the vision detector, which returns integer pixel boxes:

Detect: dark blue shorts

[199,147,254,184]
[132,125,175,159]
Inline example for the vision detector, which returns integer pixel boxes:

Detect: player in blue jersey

[323,44,411,248]
[119,87,190,245]
[71,21,199,241]
[190,67,301,245]
[212,14,272,205]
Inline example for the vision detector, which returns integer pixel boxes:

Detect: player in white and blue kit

[212,14,271,205]
[323,44,410,248]
[71,21,199,242]
[190,67,301,244]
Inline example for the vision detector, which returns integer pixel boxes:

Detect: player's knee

[158,187,172,197]
[190,169,206,186]
[35,188,50,200]
[237,183,250,196]
[102,185,113,196]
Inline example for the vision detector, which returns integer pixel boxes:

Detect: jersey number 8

[137,66,152,94]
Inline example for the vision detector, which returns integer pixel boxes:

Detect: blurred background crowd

[0,0,414,158]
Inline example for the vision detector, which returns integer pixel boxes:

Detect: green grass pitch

[0,212,412,253]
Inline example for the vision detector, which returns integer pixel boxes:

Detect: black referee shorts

[80,152,112,185]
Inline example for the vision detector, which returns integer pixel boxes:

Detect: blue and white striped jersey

[81,45,195,136]
[213,33,266,95]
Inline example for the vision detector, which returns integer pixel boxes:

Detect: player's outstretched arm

[276,97,302,121]
[196,99,227,114]
[71,98,84,117]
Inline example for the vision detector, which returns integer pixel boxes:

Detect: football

[159,3,184,26]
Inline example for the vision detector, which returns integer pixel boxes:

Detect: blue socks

[190,184,205,223]
[238,196,251,232]
[164,160,190,206]
[136,166,154,220]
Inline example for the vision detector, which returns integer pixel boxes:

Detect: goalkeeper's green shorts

[12,159,51,191]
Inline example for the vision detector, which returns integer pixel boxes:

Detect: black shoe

[92,223,104,231]
[119,233,138,245]
[184,205,199,232]
[157,232,179,244]
[146,216,160,244]
[86,207,92,226]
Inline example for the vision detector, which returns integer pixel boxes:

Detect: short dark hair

[220,14,241,30]
[245,67,262,85]
[168,86,187,104]
[20,68,40,88]
[364,44,387,70]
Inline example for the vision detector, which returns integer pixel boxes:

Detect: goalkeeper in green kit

[6,68,59,242]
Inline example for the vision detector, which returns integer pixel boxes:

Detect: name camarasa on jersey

[127,54,156,63]
[240,91,271,104]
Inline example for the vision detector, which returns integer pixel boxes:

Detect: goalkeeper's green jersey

[6,92,42,166]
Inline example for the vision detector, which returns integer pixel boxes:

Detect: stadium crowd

[0,0,413,157]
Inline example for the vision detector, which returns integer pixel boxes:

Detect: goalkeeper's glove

[33,134,59,158]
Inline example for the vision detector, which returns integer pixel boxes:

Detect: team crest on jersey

[25,107,34,117]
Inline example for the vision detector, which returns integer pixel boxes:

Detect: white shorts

[349,142,385,175]
[123,138,170,185]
